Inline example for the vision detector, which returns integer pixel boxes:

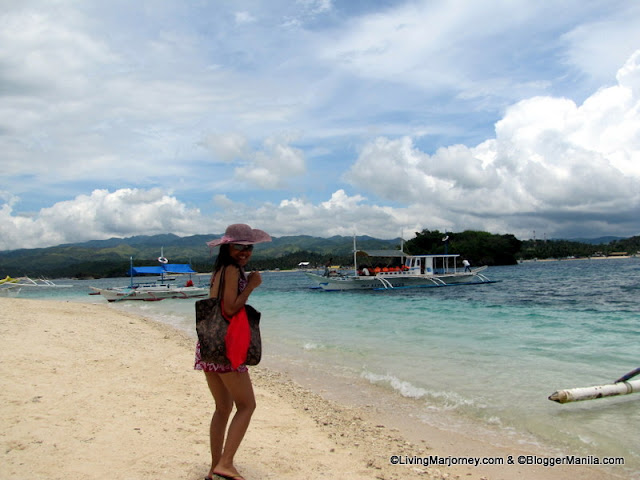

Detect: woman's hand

[247,270,262,290]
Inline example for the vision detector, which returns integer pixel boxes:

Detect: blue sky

[1,0,640,250]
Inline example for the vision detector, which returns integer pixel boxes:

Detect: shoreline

[519,255,636,262]
[0,298,629,480]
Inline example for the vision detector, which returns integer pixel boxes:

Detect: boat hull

[90,286,208,302]
[305,267,491,291]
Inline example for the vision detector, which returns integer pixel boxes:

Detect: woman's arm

[222,266,262,317]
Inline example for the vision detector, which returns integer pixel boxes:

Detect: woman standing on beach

[195,224,271,480]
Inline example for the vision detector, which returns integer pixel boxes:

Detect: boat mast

[353,234,358,275]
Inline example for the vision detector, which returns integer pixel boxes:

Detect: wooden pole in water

[549,378,640,404]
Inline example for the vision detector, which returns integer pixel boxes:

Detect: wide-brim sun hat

[207,223,272,248]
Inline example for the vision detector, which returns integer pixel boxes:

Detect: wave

[360,370,476,410]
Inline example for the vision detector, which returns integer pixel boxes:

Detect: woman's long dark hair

[213,244,236,273]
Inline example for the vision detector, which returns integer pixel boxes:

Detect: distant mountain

[0,233,402,278]
[2,232,636,278]
[564,236,624,245]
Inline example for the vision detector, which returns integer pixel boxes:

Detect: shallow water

[13,257,640,476]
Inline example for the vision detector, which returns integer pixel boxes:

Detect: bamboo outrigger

[549,367,640,404]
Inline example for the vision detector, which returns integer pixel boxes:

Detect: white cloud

[3,163,438,248]
[301,0,333,15]
[201,133,251,163]
[252,190,405,238]
[237,136,307,189]
[0,189,205,250]
[346,49,640,237]
[0,187,419,250]
[561,4,640,87]
[212,194,234,209]
[2,1,640,250]
[0,4,309,192]
[318,1,559,98]
[0,9,116,99]
[235,11,256,25]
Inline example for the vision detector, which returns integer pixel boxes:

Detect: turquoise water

[9,258,640,475]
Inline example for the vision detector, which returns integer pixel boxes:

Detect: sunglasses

[231,243,254,252]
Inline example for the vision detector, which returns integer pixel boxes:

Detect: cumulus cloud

[199,132,307,188]
[0,187,415,250]
[241,136,306,189]
[346,50,640,238]
[249,190,406,238]
[0,189,205,250]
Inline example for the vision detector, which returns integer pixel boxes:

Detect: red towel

[224,306,251,369]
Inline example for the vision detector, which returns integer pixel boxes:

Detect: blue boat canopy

[130,266,164,275]
[129,264,196,276]
[163,264,197,273]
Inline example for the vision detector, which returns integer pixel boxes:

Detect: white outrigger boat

[0,275,73,295]
[90,258,208,302]
[90,282,208,302]
[305,239,494,291]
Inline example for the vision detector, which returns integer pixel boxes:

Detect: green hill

[0,234,402,278]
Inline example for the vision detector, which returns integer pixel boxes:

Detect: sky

[1,0,640,251]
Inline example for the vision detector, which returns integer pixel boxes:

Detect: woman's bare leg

[205,372,233,478]
[213,370,256,478]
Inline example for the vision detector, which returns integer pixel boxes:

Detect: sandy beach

[0,297,627,480]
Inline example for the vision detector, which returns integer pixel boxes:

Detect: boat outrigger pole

[614,367,640,384]
[548,367,640,404]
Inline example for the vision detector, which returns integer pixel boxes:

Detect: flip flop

[212,472,245,480]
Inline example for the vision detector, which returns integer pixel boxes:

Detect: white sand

[0,298,627,480]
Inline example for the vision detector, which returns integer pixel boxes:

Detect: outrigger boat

[0,275,72,295]
[305,238,494,291]
[90,258,208,302]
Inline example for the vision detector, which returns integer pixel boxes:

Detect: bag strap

[214,266,226,300]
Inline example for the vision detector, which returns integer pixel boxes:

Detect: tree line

[404,229,639,266]
[251,230,640,271]
[1,231,638,278]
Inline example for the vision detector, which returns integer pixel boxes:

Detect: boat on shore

[305,239,494,291]
[1,275,73,295]
[90,260,208,302]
